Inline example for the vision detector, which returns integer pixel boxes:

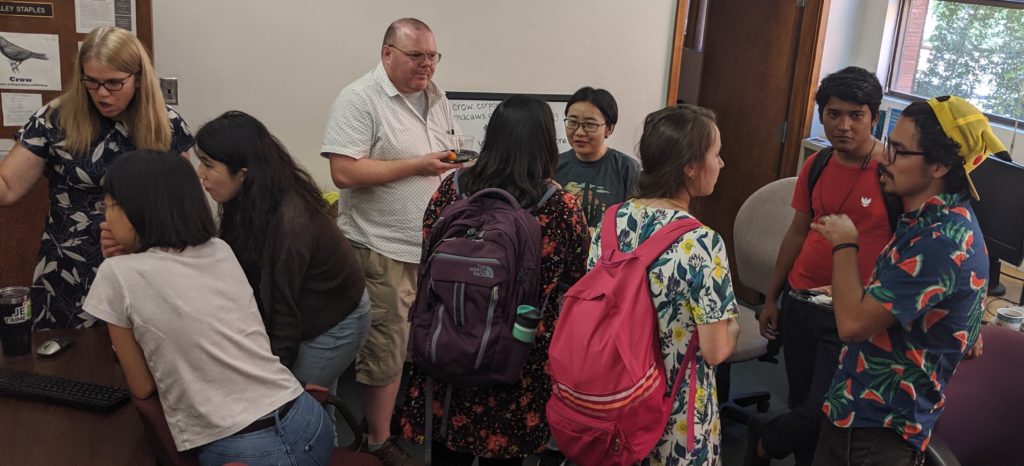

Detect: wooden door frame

[666,0,831,178]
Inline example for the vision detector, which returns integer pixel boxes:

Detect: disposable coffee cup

[995,307,1024,331]
[512,305,541,344]
[0,286,33,357]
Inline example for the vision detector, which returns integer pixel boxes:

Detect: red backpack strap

[599,202,625,258]
[631,217,704,268]
[659,329,702,452]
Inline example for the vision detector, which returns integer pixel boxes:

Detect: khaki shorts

[352,244,418,386]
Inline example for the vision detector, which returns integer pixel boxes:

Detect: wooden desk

[0,327,155,465]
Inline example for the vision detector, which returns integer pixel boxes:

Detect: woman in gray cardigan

[194,111,369,393]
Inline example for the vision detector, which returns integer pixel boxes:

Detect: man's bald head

[383,18,432,47]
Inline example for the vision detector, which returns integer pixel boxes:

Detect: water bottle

[512,305,541,344]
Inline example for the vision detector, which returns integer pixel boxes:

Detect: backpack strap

[532,184,558,213]
[453,168,467,199]
[456,168,558,211]
[806,147,833,219]
[600,203,704,268]
[469,187,521,206]
[599,202,626,257]
[883,193,903,232]
[424,377,434,465]
[631,217,705,268]
[679,331,700,452]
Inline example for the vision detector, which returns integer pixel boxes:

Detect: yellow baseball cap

[926,95,1007,200]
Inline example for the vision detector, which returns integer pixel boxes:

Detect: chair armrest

[326,394,365,450]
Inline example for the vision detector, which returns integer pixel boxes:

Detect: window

[889,0,1024,125]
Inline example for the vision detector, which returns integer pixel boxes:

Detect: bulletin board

[0,0,152,288]
[447,91,573,154]
[0,0,153,136]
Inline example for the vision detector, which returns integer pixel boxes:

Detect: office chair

[717,177,797,421]
[132,389,383,466]
[131,393,199,466]
[925,325,1024,466]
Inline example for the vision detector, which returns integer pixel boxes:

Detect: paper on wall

[0,32,61,91]
[2,92,41,127]
[75,0,136,34]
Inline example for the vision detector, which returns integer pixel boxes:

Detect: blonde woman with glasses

[0,26,194,330]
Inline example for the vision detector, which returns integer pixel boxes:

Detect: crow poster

[0,32,61,91]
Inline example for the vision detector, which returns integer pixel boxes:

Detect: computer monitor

[971,156,1024,267]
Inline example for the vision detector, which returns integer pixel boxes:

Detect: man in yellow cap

[809,95,996,465]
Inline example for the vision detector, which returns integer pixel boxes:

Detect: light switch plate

[159,77,179,105]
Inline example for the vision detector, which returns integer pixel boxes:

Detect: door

[671,0,828,302]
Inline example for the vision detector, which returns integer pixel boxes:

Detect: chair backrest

[130,395,200,466]
[932,325,1024,465]
[733,177,797,295]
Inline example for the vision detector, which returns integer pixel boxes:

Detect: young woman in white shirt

[83,149,333,466]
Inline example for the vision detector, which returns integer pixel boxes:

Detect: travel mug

[0,286,33,357]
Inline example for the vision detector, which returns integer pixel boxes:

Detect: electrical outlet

[159,77,178,105]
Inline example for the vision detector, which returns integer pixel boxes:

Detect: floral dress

[14,104,194,330]
[399,174,590,458]
[587,201,738,466]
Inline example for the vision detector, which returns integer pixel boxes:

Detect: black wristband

[832,242,859,254]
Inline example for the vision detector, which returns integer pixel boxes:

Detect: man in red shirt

[747,67,892,466]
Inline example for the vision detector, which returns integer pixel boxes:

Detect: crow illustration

[0,36,49,73]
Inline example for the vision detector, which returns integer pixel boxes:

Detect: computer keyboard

[0,368,129,411]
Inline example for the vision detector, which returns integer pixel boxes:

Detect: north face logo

[470,265,494,278]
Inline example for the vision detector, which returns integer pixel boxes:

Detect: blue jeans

[290,289,371,392]
[197,392,334,466]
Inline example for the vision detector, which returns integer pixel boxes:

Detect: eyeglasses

[883,137,926,164]
[385,44,442,64]
[81,72,137,91]
[564,119,606,133]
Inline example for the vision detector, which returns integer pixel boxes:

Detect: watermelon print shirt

[822,192,988,451]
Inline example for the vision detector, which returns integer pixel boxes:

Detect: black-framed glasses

[385,44,442,64]
[564,119,606,133]
[883,137,926,164]
[81,72,137,91]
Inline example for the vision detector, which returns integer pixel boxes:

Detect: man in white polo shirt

[321,17,460,466]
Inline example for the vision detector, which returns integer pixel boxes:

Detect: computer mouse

[36,337,72,357]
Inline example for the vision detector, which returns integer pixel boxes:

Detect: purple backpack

[408,170,557,387]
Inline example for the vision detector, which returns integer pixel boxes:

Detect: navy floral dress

[14,104,194,330]
[399,174,590,458]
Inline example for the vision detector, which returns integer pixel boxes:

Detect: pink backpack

[547,204,703,466]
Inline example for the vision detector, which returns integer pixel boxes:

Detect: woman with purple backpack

[587,104,740,465]
[398,95,590,465]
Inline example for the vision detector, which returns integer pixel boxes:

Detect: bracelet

[832,242,859,254]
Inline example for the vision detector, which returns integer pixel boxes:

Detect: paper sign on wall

[0,32,61,91]
[448,93,572,154]
[75,0,136,34]
[2,92,41,126]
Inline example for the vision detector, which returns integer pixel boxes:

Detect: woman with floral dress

[399,95,589,465]
[0,27,193,329]
[587,104,739,466]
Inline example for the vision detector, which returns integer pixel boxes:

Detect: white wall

[151,0,678,188]
[812,0,1024,163]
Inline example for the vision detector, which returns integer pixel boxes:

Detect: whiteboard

[447,92,573,154]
